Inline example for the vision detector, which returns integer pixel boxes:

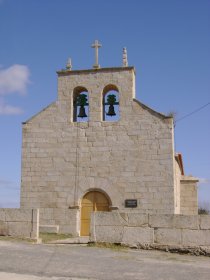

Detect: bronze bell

[78,106,87,118]
[106,104,116,116]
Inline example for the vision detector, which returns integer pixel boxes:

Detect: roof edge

[175,153,184,175]
[22,101,56,124]
[57,66,135,76]
[133,99,172,120]
[181,175,199,183]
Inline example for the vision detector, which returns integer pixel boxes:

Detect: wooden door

[80,191,109,236]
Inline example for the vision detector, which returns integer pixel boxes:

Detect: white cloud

[0,99,23,115]
[0,64,30,115]
[0,64,30,96]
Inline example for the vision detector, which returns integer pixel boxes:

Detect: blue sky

[0,0,209,208]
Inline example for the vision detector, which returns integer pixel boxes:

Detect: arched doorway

[80,191,110,236]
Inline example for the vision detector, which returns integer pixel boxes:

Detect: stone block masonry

[180,176,198,215]
[0,208,39,239]
[0,52,199,246]
[20,67,177,215]
[90,212,210,248]
[39,208,79,236]
[18,62,198,238]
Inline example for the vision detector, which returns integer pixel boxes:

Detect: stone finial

[66,58,72,70]
[122,47,128,67]
[91,40,102,69]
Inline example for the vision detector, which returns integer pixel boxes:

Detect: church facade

[20,45,198,236]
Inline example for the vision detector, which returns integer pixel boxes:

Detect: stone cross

[66,57,72,70]
[123,47,128,67]
[91,40,102,69]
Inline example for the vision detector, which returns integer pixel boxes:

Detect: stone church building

[20,42,198,236]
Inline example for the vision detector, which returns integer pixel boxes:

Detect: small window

[73,87,89,122]
[103,85,119,121]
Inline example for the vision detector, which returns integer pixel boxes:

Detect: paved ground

[0,241,210,280]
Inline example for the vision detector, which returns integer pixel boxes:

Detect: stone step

[48,236,90,244]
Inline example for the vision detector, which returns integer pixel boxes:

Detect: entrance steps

[48,236,90,244]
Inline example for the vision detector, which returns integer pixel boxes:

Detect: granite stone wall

[90,212,210,247]
[0,208,39,239]
[174,159,198,215]
[39,208,79,235]
[20,67,176,215]
[180,176,198,215]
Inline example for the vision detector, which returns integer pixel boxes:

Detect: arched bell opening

[80,190,111,236]
[102,84,120,121]
[73,86,89,122]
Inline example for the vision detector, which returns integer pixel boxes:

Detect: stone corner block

[7,222,31,238]
[149,214,174,228]
[39,225,59,233]
[122,227,153,246]
[94,225,124,243]
[200,215,210,230]
[0,209,6,221]
[94,212,127,226]
[127,213,149,227]
[174,215,199,229]
[5,209,32,222]
[182,229,210,246]
[149,214,199,229]
[155,228,182,245]
[0,221,8,235]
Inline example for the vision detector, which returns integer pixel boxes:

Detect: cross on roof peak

[91,39,102,69]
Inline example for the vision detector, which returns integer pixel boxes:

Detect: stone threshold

[47,236,90,244]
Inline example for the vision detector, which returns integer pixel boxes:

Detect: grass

[0,233,74,244]
[0,235,34,243]
[39,232,73,243]
[88,242,128,251]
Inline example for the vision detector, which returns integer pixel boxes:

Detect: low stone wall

[90,212,210,247]
[39,208,79,235]
[0,208,39,239]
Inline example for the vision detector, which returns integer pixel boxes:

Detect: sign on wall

[125,199,137,208]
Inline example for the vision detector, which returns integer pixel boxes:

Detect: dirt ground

[0,240,209,280]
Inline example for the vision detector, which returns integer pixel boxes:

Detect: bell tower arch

[102,84,119,121]
[73,86,89,122]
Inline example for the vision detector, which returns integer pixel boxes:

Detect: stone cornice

[181,175,199,183]
[57,66,135,76]
[133,99,172,120]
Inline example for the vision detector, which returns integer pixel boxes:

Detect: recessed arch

[73,86,89,122]
[103,84,119,95]
[80,188,112,207]
[102,84,120,121]
[80,189,111,236]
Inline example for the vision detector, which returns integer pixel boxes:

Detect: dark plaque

[125,199,137,208]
